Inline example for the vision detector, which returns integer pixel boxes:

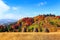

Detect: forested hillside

[0,14,60,32]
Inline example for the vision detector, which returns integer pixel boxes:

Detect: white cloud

[0,0,30,20]
[0,0,21,20]
[12,7,18,11]
[38,1,47,6]
[0,0,10,13]
[0,13,22,20]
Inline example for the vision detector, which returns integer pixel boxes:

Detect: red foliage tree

[56,16,60,19]
[22,17,34,26]
[11,24,19,29]
[0,25,5,29]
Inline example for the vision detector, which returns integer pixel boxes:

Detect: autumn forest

[0,14,60,32]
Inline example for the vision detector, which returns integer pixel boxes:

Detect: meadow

[0,32,60,40]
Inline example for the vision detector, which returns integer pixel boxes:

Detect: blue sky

[0,0,60,20]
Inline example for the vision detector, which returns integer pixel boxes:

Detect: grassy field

[0,32,60,40]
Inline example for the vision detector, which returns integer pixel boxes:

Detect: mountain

[0,14,60,32]
[0,19,17,25]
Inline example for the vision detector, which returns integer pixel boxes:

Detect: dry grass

[0,32,60,40]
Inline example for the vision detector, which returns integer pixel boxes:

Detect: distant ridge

[0,19,17,25]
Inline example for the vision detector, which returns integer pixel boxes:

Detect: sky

[0,0,60,20]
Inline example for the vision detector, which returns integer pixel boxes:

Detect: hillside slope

[0,14,60,32]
